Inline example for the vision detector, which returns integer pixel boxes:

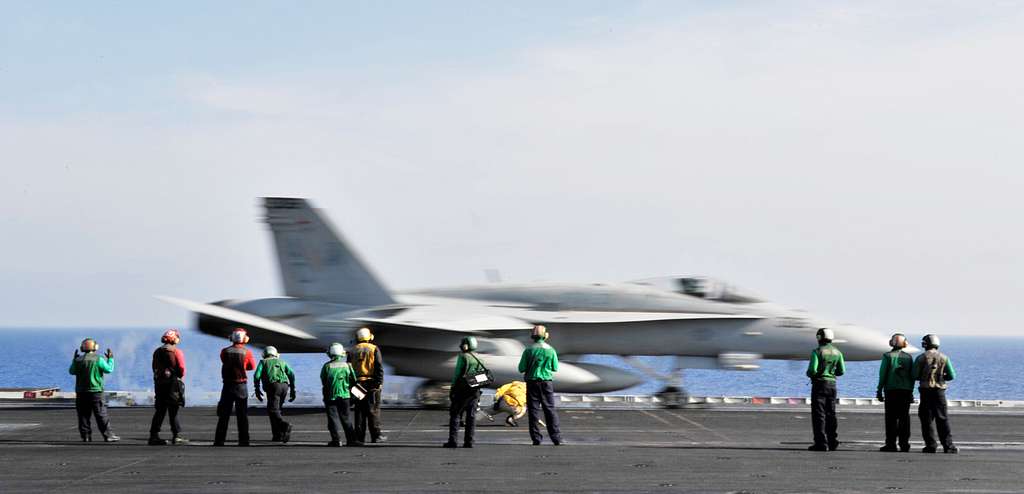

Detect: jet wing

[156,295,317,340]
[514,310,761,324]
[352,305,534,333]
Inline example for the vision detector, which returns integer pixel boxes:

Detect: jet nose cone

[836,325,890,360]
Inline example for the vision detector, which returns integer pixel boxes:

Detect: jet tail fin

[262,197,394,307]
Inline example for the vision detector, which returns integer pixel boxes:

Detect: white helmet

[816,327,834,342]
[355,327,374,342]
[328,342,346,357]
[263,346,279,358]
[230,328,249,344]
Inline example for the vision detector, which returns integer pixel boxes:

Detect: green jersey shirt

[320,357,356,401]
[518,341,559,381]
[877,350,915,392]
[806,343,845,382]
[69,352,115,393]
[254,357,295,388]
[452,352,488,385]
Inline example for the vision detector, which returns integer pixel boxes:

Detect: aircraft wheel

[656,386,689,409]
[414,380,451,409]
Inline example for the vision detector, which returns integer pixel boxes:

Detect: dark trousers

[325,398,355,444]
[214,383,249,444]
[448,385,481,445]
[150,384,182,436]
[75,391,111,439]
[526,380,562,444]
[354,387,383,442]
[883,389,912,449]
[919,388,954,448]
[266,382,290,439]
[810,380,838,448]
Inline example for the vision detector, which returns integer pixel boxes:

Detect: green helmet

[460,336,477,352]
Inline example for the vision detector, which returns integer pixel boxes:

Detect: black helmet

[922,334,940,349]
[460,336,478,352]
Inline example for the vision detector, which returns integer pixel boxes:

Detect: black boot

[148,435,168,446]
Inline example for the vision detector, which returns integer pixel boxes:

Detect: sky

[1,1,1022,335]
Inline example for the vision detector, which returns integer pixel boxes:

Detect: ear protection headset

[889,333,907,349]
[531,325,549,341]
[80,338,98,352]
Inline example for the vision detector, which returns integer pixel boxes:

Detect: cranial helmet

[355,327,374,342]
[161,329,181,344]
[889,333,907,349]
[327,342,345,358]
[460,336,478,352]
[80,338,98,352]
[263,346,279,358]
[531,325,549,341]
[230,328,249,344]
[922,334,941,349]
[816,327,834,343]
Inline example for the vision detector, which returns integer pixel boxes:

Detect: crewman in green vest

[443,336,489,448]
[254,346,297,443]
[321,343,359,447]
[877,333,914,452]
[69,338,120,442]
[806,327,845,451]
[518,325,562,446]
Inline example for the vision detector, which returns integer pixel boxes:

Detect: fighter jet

[160,197,892,404]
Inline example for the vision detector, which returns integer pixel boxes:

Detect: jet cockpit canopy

[633,276,764,304]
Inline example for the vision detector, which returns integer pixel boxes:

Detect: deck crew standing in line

[254,346,297,443]
[518,325,562,446]
[876,333,913,452]
[214,328,256,447]
[321,343,359,447]
[350,327,386,443]
[69,338,119,442]
[149,329,188,445]
[443,336,488,448]
[806,327,845,452]
[914,334,958,454]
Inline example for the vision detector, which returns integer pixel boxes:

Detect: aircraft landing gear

[624,356,692,409]
[414,380,452,409]
[655,386,690,409]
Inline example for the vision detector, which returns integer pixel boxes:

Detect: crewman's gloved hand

[74,349,80,359]
[254,389,264,402]
[288,388,296,402]
[105,349,114,359]
[875,390,885,402]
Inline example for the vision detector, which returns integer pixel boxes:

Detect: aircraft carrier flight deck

[2,403,1022,493]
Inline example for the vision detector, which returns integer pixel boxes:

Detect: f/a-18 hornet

[160,197,892,404]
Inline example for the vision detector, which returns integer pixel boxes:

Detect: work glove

[105,348,114,359]
[254,388,264,402]
[288,388,296,403]
[74,349,80,359]
[875,390,885,402]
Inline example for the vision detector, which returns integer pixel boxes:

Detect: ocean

[2,328,1019,404]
